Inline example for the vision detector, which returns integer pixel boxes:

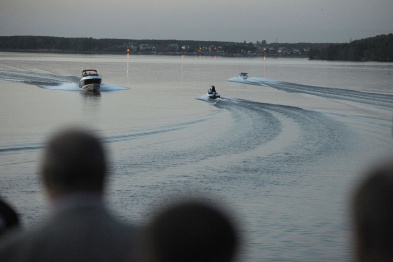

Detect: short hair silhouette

[352,161,393,261]
[40,127,107,196]
[143,200,239,262]
[0,127,138,262]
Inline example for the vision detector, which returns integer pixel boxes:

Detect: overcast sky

[1,0,392,43]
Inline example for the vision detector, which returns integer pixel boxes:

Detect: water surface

[0,53,392,261]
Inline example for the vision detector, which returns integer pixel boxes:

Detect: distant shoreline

[0,36,325,58]
[0,49,309,58]
[1,34,392,61]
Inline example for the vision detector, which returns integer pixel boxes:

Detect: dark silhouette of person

[0,127,138,262]
[0,198,19,237]
[140,199,239,262]
[351,160,393,262]
[211,85,216,93]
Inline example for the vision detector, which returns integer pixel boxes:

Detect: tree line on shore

[0,36,243,54]
[308,34,393,62]
[0,34,392,61]
[0,36,325,57]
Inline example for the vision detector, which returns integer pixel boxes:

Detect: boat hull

[81,83,100,92]
[79,74,101,92]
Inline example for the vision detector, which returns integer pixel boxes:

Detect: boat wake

[0,70,128,92]
[107,96,360,182]
[228,75,393,109]
[197,94,237,103]
[41,83,128,92]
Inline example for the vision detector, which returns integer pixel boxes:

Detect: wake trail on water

[114,96,355,178]
[196,94,238,103]
[228,75,393,109]
[0,70,128,92]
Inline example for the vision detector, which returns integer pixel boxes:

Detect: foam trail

[228,75,393,109]
[196,94,237,103]
[40,83,128,92]
[0,70,128,92]
[197,94,221,102]
[228,76,278,86]
[197,94,211,101]
[40,82,80,91]
[99,84,128,91]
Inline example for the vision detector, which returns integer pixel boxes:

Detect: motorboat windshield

[240,72,248,79]
[82,69,99,77]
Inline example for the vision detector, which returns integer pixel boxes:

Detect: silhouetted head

[143,200,239,262]
[352,161,393,261]
[40,127,107,198]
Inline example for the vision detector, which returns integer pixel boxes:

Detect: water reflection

[127,53,130,78]
[180,55,184,83]
[80,90,101,100]
[80,90,101,114]
[80,91,101,106]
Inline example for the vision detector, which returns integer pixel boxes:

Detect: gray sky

[1,0,392,43]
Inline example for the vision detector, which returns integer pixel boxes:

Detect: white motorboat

[79,69,101,91]
[240,72,248,79]
[208,86,220,99]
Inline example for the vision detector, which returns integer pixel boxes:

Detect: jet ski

[208,86,220,99]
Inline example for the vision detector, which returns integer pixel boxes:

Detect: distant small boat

[240,72,248,79]
[79,69,101,91]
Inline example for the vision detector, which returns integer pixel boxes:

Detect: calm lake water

[1,52,392,261]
